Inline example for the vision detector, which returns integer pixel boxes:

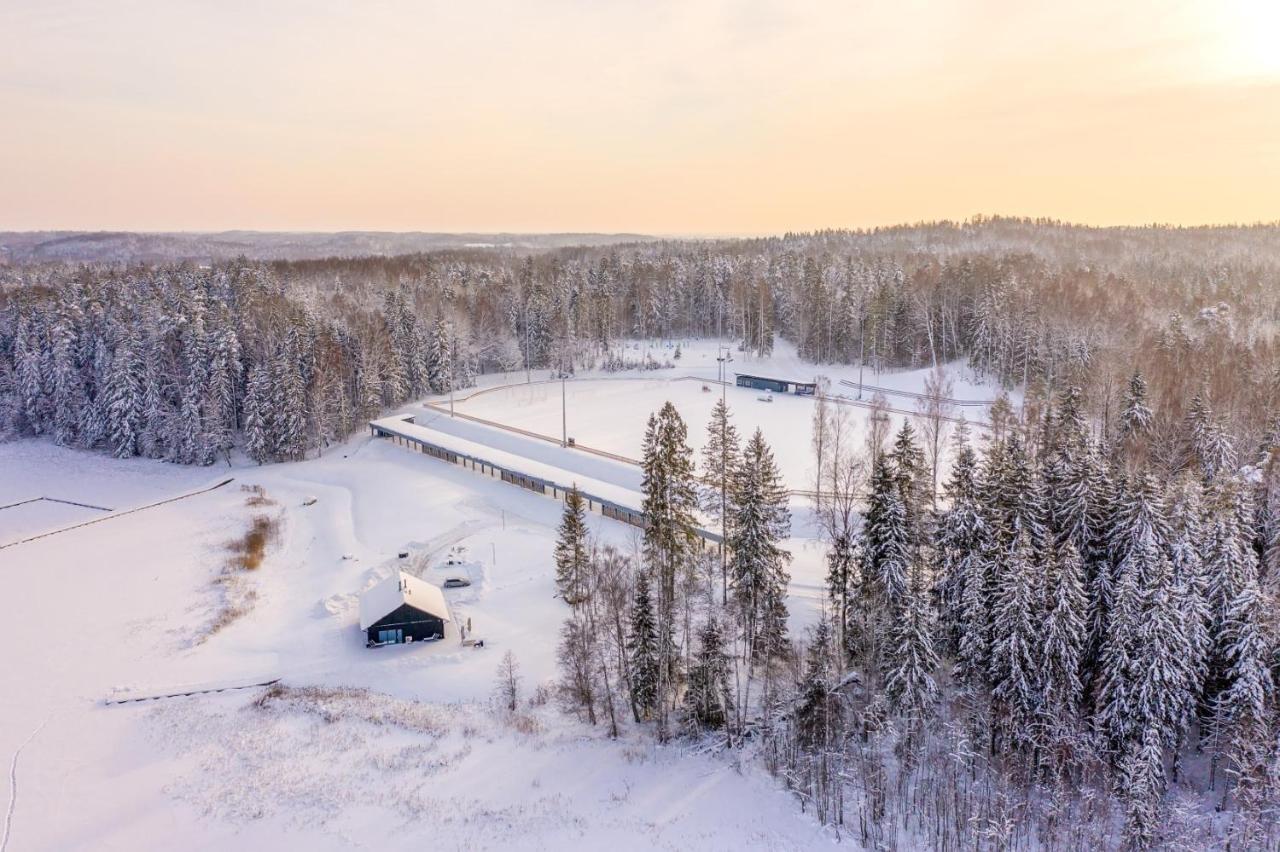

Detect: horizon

[3,1,1278,233]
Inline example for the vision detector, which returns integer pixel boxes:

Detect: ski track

[2,716,49,852]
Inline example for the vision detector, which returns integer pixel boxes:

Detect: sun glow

[1210,0,1280,79]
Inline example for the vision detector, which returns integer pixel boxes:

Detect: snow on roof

[359,571,451,630]
[734,372,815,386]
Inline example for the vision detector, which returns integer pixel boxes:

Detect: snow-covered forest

[3,218,1280,848]
[4,218,1279,465]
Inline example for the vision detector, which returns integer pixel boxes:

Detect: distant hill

[0,230,657,264]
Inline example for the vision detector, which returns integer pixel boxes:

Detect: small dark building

[360,572,452,647]
[735,373,818,396]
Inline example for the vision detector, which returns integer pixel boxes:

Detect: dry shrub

[241,484,275,507]
[225,514,280,571]
[254,684,448,736]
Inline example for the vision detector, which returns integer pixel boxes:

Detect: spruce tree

[243,363,272,464]
[683,615,733,731]
[1042,541,1087,724]
[104,330,143,459]
[989,531,1042,747]
[730,429,792,659]
[626,571,659,723]
[640,402,699,725]
[1215,580,1274,818]
[554,486,591,610]
[701,398,741,601]
[937,424,984,658]
[884,569,940,721]
[795,614,838,750]
[864,453,910,608]
[1120,371,1153,438]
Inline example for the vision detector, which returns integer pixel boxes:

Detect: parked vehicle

[443,577,472,588]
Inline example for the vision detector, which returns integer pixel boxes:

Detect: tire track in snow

[2,716,48,852]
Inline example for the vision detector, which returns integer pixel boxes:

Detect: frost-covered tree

[554,487,591,610]
[683,615,733,731]
[989,531,1042,748]
[103,329,143,459]
[626,571,659,723]
[701,398,741,600]
[1120,370,1153,438]
[730,428,791,659]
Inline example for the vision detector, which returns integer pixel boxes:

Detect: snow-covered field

[0,340,1005,850]
[452,339,999,493]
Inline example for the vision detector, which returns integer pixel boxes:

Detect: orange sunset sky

[1,0,1277,234]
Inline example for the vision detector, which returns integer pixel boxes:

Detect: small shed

[359,572,451,647]
[735,373,817,396]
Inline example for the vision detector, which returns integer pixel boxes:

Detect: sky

[1,0,1277,234]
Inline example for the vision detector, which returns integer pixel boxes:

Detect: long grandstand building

[369,414,723,549]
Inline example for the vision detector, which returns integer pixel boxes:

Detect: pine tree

[1095,478,1172,755]
[825,531,857,663]
[1167,481,1211,727]
[554,487,591,609]
[937,425,984,657]
[1121,724,1167,850]
[701,398,741,601]
[989,531,1042,747]
[640,402,699,725]
[103,330,143,458]
[864,453,910,608]
[795,614,838,750]
[1042,541,1087,724]
[884,569,940,721]
[889,420,929,533]
[729,429,792,659]
[1215,579,1273,817]
[1203,479,1259,709]
[49,304,84,446]
[243,363,272,464]
[1120,371,1153,438]
[683,615,733,731]
[272,338,308,461]
[1132,539,1195,749]
[626,571,659,723]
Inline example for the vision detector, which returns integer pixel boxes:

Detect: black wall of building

[366,603,446,645]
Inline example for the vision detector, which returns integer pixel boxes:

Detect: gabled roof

[359,571,452,630]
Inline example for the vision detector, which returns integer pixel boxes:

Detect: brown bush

[225,514,280,571]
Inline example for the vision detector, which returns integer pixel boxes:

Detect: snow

[359,571,452,629]
[450,339,1006,493]
[0,339,1006,849]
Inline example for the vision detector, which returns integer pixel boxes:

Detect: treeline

[0,263,474,463]
[548,382,1279,849]
[4,218,1278,467]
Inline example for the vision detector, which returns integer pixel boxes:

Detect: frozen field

[451,339,1001,493]
[0,429,828,850]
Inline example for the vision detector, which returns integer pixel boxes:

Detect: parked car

[443,577,472,588]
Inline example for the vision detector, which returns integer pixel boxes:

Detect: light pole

[857,307,866,400]
[448,321,456,417]
[716,346,733,404]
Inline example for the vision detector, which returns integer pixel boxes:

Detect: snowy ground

[0,340,1007,850]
